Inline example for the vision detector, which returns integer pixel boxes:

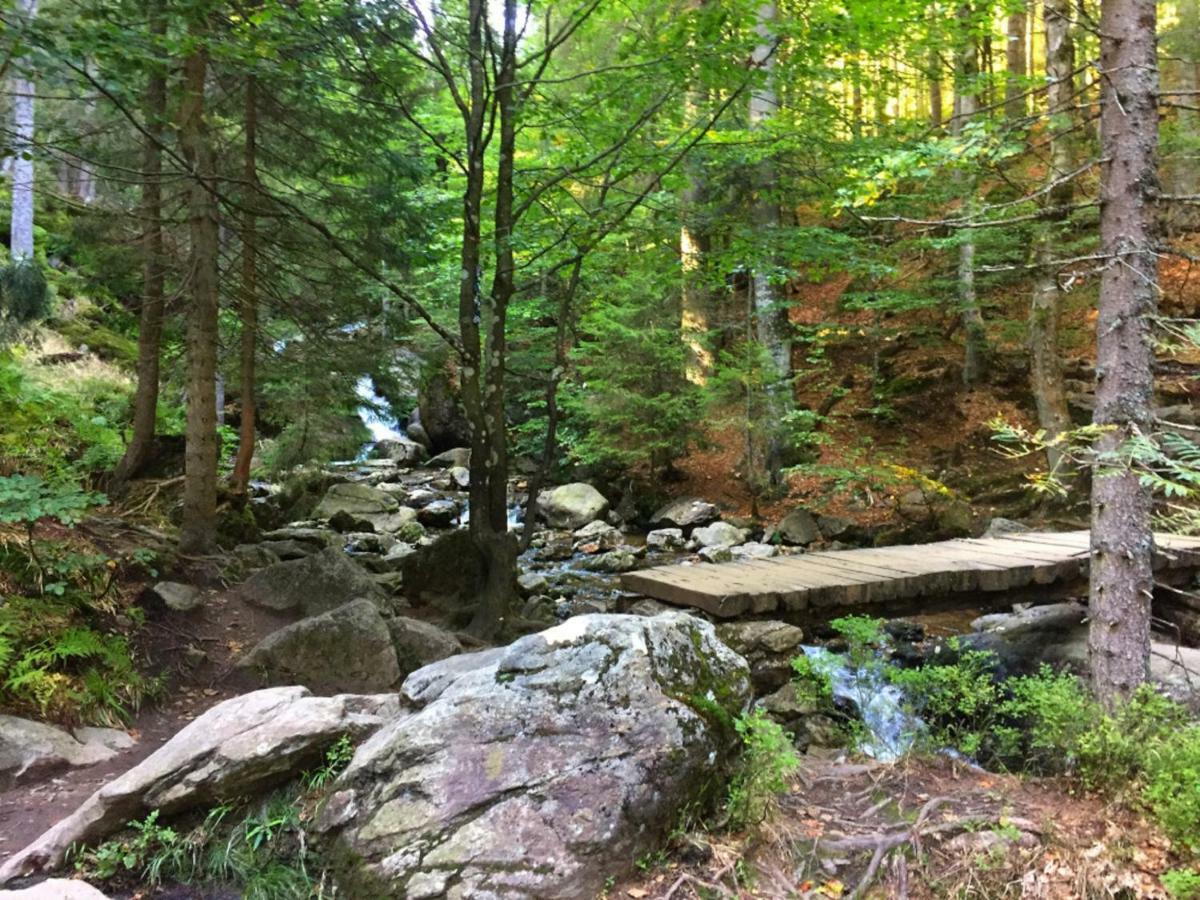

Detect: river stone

[387,616,462,679]
[732,541,778,560]
[536,483,609,530]
[364,507,420,535]
[401,530,484,607]
[318,613,752,898]
[0,717,118,789]
[448,466,470,489]
[239,600,401,694]
[313,483,400,520]
[698,546,734,563]
[260,526,337,548]
[231,542,282,570]
[0,688,401,883]
[650,497,719,531]
[417,499,459,528]
[573,520,622,553]
[232,547,387,615]
[645,528,686,551]
[0,880,113,899]
[151,582,204,612]
[258,539,317,560]
[767,508,821,546]
[691,521,747,549]
[371,438,425,466]
[581,549,637,573]
[427,448,471,469]
[517,572,549,597]
[716,620,806,693]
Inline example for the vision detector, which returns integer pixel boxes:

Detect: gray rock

[364,507,420,535]
[624,598,677,617]
[716,620,806,693]
[934,499,973,536]
[691,521,747,549]
[0,880,112,899]
[319,614,751,898]
[151,582,204,612]
[898,489,929,520]
[448,466,470,489]
[239,600,402,695]
[517,572,550,597]
[817,515,853,540]
[417,499,459,528]
[572,520,623,553]
[371,438,425,466]
[258,539,317,560]
[758,682,819,728]
[768,508,821,546]
[0,717,117,789]
[732,541,778,560]
[401,530,494,608]
[537,483,609,530]
[387,616,462,679]
[650,497,719,530]
[645,528,686,551]
[427,448,471,469]
[230,543,281,571]
[0,688,400,884]
[404,488,439,509]
[582,550,638,573]
[535,531,575,561]
[72,727,135,754]
[260,526,337,549]
[313,483,399,520]
[982,517,1031,538]
[232,548,386,616]
[697,546,734,564]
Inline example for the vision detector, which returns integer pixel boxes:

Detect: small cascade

[801,645,919,762]
[355,375,406,448]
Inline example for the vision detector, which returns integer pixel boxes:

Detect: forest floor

[617,753,1177,899]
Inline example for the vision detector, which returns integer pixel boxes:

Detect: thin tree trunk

[681,1,712,382]
[178,21,221,554]
[750,0,790,490]
[231,74,258,493]
[1005,6,1028,118]
[112,0,167,491]
[1027,0,1074,472]
[953,5,987,385]
[1089,0,1159,709]
[9,0,37,262]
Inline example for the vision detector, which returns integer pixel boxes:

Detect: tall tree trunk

[953,5,987,385]
[231,74,258,493]
[9,0,37,262]
[681,0,713,382]
[178,20,221,554]
[928,10,943,129]
[1027,0,1074,472]
[1005,5,1028,118]
[112,0,167,491]
[750,0,790,490]
[1089,0,1159,709]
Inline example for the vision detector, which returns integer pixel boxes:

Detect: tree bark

[750,0,790,490]
[8,0,37,262]
[1089,0,1159,709]
[112,0,167,491]
[1027,0,1074,472]
[952,4,987,385]
[681,0,713,382]
[1004,6,1028,118]
[178,19,221,554]
[231,74,259,493]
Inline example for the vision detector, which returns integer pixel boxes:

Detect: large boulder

[387,616,462,679]
[0,718,120,789]
[313,483,400,520]
[767,508,821,546]
[0,881,112,899]
[238,600,402,694]
[318,613,752,898]
[650,497,719,531]
[231,548,387,616]
[149,581,204,612]
[371,438,425,466]
[536,483,609,530]
[691,521,747,550]
[0,688,400,883]
[419,368,472,453]
[427,447,471,469]
[715,620,806,694]
[400,530,485,610]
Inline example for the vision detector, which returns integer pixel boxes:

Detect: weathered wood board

[619,531,1200,618]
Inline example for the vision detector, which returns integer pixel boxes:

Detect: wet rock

[716,620,806,693]
[344,532,397,555]
[0,688,401,883]
[0,717,119,789]
[232,547,387,616]
[517,572,550,597]
[371,438,425,466]
[537,483,609,530]
[427,447,471,469]
[582,549,638,573]
[884,620,925,643]
[645,528,686,551]
[698,546,734,563]
[691,521,747,549]
[448,466,470,489]
[319,614,751,898]
[387,616,462,678]
[151,581,204,612]
[767,508,821,546]
[650,497,719,531]
[535,531,576,561]
[758,683,820,732]
[239,600,401,695]
[313,482,400,520]
[572,520,623,553]
[404,488,439,509]
[417,499,459,528]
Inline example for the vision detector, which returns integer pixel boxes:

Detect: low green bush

[727,709,801,829]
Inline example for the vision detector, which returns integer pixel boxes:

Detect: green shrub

[1142,726,1200,853]
[727,709,801,829]
[1164,868,1200,900]
[791,653,834,710]
[890,645,1004,759]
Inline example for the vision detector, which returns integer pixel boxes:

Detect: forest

[0,0,1199,896]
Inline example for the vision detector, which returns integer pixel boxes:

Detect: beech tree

[8,0,37,263]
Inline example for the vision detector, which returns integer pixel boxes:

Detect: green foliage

[1164,868,1200,900]
[302,734,354,790]
[0,474,102,527]
[1141,726,1200,852]
[74,811,181,882]
[0,258,50,329]
[727,709,801,830]
[790,653,834,709]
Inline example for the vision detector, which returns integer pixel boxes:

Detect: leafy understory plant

[727,709,801,830]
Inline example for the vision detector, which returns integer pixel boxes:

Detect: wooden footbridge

[620,531,1200,619]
